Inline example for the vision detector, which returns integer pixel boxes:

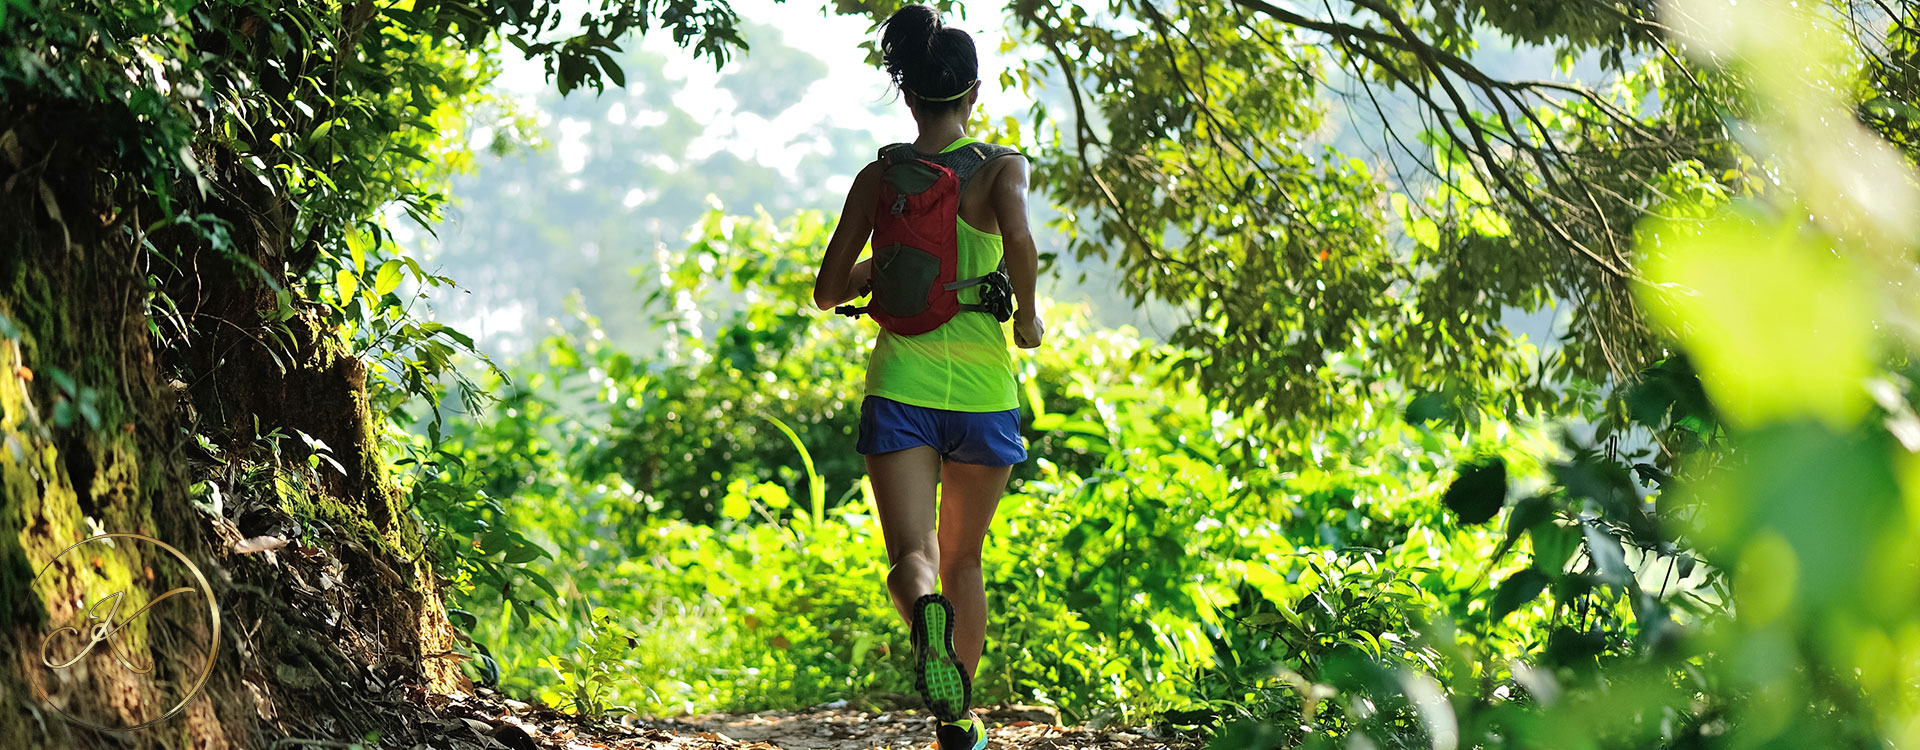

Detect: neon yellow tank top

[864,137,1019,412]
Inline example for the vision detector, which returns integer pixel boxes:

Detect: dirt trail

[665,706,1200,750]
[428,690,1202,750]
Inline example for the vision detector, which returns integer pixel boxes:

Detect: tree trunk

[1,103,464,749]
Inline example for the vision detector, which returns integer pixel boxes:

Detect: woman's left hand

[1013,311,1044,349]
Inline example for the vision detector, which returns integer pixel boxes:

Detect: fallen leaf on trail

[489,721,540,750]
[234,535,289,554]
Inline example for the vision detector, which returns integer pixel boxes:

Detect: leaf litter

[424,690,1202,750]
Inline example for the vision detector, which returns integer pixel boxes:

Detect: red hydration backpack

[837,141,1020,336]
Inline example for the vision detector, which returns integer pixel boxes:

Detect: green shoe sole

[911,593,970,722]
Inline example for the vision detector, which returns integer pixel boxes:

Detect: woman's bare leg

[868,446,944,623]
[936,460,1012,679]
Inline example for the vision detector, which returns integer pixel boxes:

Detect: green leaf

[1442,456,1507,524]
[439,326,476,350]
[1393,190,1442,249]
[1505,494,1555,542]
[1544,626,1607,668]
[721,490,751,520]
[335,269,358,305]
[1243,612,1287,627]
[375,259,405,296]
[1530,522,1582,574]
[760,413,823,520]
[1490,568,1550,622]
[1058,419,1108,436]
[1409,216,1440,249]
[478,528,510,553]
[594,49,626,87]
[1862,94,1920,124]
[1403,392,1449,424]
[505,544,544,565]
[1582,523,1631,586]
[749,480,790,509]
[1467,207,1510,237]
[1637,208,1873,429]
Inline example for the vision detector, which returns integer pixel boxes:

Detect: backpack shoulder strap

[878,142,919,167]
[969,142,1023,162]
[933,142,1023,188]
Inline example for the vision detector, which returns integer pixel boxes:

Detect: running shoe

[910,593,971,722]
[936,715,988,750]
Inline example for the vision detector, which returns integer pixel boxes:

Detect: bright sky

[489,0,1032,186]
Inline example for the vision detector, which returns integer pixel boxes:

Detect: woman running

[811,5,1043,749]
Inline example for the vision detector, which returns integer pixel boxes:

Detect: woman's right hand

[1013,311,1044,349]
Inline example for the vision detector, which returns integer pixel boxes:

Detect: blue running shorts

[857,396,1028,466]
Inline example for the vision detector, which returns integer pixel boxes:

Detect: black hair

[879,4,978,115]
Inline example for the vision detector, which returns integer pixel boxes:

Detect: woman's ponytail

[879,4,978,113]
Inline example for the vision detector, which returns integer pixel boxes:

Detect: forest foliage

[6,0,1920,749]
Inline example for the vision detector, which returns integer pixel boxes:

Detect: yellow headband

[912,80,979,102]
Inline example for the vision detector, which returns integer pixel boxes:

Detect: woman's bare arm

[814,162,883,311]
[990,156,1044,348]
